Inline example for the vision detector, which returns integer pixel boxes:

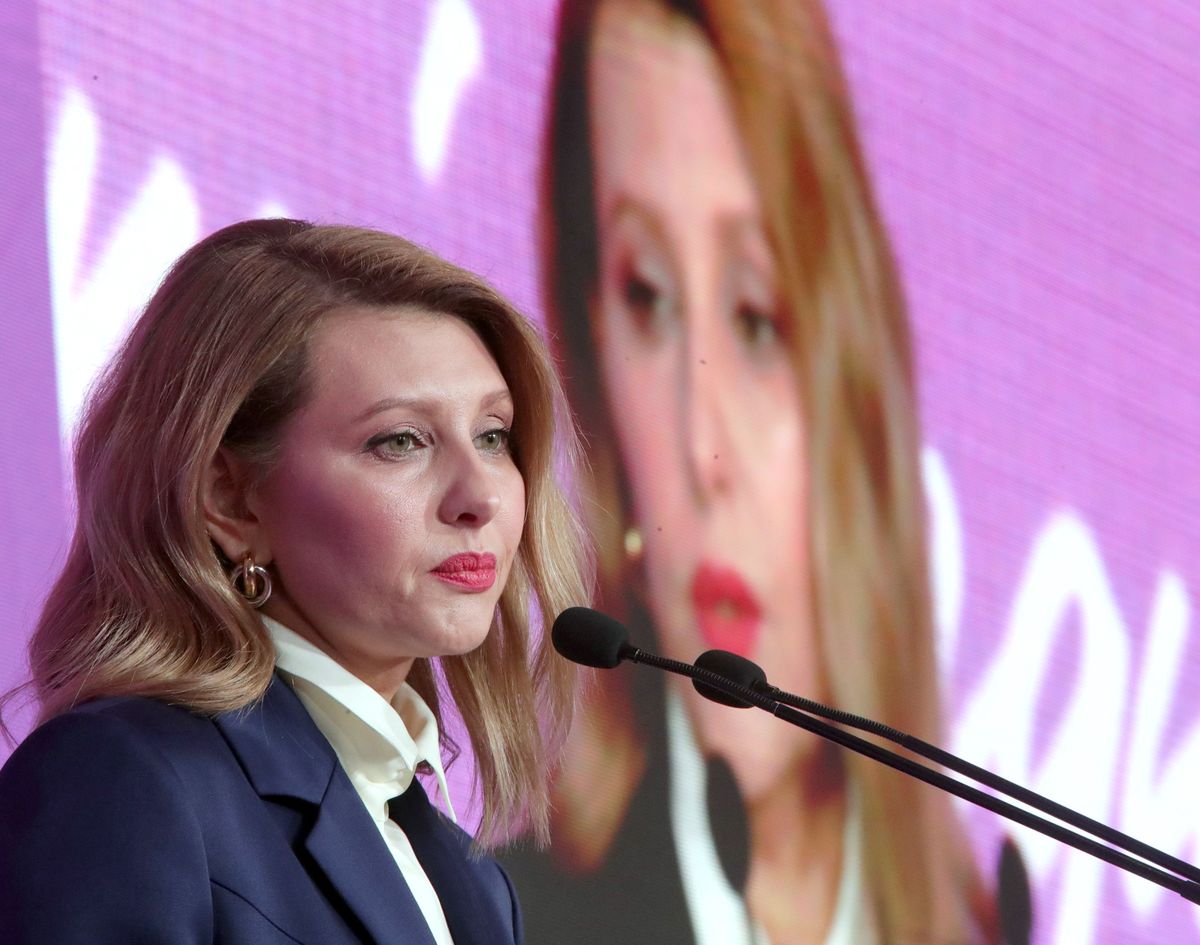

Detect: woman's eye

[475,428,511,454]
[370,430,425,456]
[734,303,783,351]
[624,271,659,313]
[620,267,672,334]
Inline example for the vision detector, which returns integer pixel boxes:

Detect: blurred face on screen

[589,2,830,804]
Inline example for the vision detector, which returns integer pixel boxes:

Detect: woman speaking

[0,218,590,944]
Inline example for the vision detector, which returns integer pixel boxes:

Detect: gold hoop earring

[623,526,644,564]
[231,553,272,608]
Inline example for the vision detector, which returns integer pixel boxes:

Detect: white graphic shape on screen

[923,446,965,677]
[46,87,200,443]
[412,0,483,182]
[955,512,1129,945]
[256,200,291,219]
[1119,571,1200,925]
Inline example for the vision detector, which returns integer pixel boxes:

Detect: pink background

[1,1,1198,942]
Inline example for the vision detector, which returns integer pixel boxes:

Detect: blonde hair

[543,0,992,939]
[25,219,591,845]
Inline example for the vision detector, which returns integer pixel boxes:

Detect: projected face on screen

[588,2,827,805]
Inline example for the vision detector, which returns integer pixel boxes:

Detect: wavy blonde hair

[541,0,993,940]
[25,219,591,845]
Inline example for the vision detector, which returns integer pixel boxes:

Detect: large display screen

[2,2,1198,942]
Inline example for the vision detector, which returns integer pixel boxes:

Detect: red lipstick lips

[432,552,497,591]
[691,561,763,657]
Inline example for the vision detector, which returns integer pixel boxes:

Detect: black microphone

[693,650,765,707]
[551,606,635,668]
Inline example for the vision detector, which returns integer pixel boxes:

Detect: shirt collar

[264,616,456,824]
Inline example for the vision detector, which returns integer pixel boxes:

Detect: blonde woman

[0,219,590,944]
[503,0,995,942]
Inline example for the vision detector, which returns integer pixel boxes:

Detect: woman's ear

[202,447,272,565]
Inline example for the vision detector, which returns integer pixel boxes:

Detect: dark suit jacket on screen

[0,675,521,945]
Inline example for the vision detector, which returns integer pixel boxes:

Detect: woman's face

[247,307,525,698]
[589,3,828,802]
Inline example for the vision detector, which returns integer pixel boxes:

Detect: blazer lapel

[390,782,517,945]
[216,675,438,945]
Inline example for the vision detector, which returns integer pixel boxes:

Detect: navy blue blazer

[0,676,522,945]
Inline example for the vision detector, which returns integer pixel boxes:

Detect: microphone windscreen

[693,649,767,708]
[551,607,631,669]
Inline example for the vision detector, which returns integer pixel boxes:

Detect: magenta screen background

[1,2,1198,943]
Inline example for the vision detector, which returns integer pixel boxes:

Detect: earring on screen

[231,552,272,608]
[623,526,644,565]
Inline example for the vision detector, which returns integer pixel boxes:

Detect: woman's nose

[437,448,502,526]
[681,348,732,503]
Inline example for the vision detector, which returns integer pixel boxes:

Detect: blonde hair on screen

[543,0,992,939]
[25,219,591,846]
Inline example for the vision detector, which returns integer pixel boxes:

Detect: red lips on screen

[690,561,763,657]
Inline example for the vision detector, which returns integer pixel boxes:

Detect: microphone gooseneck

[691,646,1200,902]
[550,607,1200,907]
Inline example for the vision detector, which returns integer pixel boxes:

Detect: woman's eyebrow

[479,389,515,412]
[600,193,670,247]
[353,389,513,425]
[604,194,764,258]
[353,395,431,424]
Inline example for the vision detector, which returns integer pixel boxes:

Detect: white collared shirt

[665,685,878,945]
[265,617,457,945]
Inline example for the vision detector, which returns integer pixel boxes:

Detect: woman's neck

[745,742,848,945]
[262,601,413,702]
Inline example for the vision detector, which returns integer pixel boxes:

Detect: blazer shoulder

[1,694,232,803]
[72,689,215,731]
[0,698,216,943]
